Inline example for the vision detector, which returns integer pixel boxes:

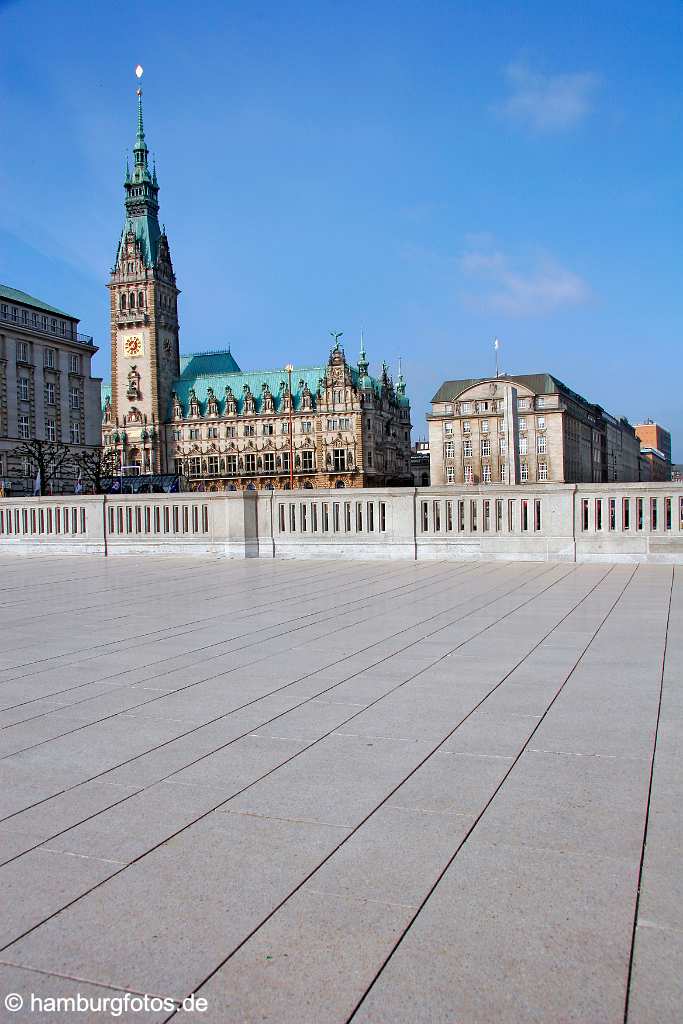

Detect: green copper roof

[179,350,242,376]
[0,284,76,320]
[170,365,327,418]
[116,215,162,269]
[169,356,405,417]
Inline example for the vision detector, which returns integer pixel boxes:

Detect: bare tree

[71,446,120,494]
[11,439,74,496]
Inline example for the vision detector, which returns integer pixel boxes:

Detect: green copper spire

[358,330,369,378]
[115,88,162,269]
[137,89,145,142]
[396,357,406,397]
[133,88,149,172]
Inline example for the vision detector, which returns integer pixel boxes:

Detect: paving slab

[0,555,679,1024]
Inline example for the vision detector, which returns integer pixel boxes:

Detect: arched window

[120,293,126,310]
[129,292,135,309]
[138,291,144,308]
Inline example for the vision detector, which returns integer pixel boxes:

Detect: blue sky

[1,0,681,455]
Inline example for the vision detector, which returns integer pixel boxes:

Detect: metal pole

[286,364,294,491]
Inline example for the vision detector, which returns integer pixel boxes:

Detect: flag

[494,337,500,351]
[33,468,41,496]
[74,469,83,495]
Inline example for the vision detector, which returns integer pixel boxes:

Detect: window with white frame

[537,416,545,430]
[17,341,29,362]
[538,461,548,480]
[44,348,55,369]
[301,449,314,470]
[207,455,219,475]
[69,354,80,374]
[46,419,56,442]
[17,376,29,402]
[518,417,527,432]
[301,420,313,433]
[499,436,507,454]
[244,424,255,437]
[244,453,256,473]
[462,419,471,433]
[44,382,55,405]
[481,418,489,433]
[464,464,473,483]
[226,426,237,438]
[444,421,453,435]
[463,439,473,458]
[226,454,237,475]
[500,464,507,482]
[69,387,80,410]
[18,415,30,439]
[520,461,529,481]
[460,402,472,413]
[188,456,201,476]
[263,452,275,473]
[280,421,289,434]
[537,396,545,408]
[537,434,547,454]
[444,441,455,458]
[481,439,491,457]
[446,466,455,483]
[482,464,491,484]
[519,436,528,455]
[263,423,274,436]
[207,426,219,438]
[333,449,346,472]
[69,421,81,444]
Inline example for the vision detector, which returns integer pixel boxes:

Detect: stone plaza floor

[0,555,680,1023]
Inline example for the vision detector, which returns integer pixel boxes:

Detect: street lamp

[285,364,294,491]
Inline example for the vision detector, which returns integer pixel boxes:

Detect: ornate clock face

[123,335,144,358]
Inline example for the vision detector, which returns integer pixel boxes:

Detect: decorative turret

[358,332,369,380]
[396,358,406,398]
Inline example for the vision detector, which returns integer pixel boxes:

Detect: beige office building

[0,285,101,493]
[429,374,641,487]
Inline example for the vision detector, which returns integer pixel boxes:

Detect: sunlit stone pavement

[0,554,680,1023]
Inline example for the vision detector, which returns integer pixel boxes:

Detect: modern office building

[634,421,672,482]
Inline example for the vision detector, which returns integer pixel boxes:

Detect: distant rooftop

[0,283,77,321]
[431,372,583,405]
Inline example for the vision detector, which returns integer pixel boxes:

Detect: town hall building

[102,92,412,490]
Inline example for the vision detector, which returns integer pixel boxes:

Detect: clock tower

[107,88,179,474]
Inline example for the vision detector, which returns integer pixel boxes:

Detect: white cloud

[496,62,600,132]
[459,239,591,317]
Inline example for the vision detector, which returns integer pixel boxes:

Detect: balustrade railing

[1,484,681,562]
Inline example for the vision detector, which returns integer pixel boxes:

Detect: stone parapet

[1,483,682,563]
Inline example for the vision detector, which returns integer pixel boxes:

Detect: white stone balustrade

[1,483,682,562]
